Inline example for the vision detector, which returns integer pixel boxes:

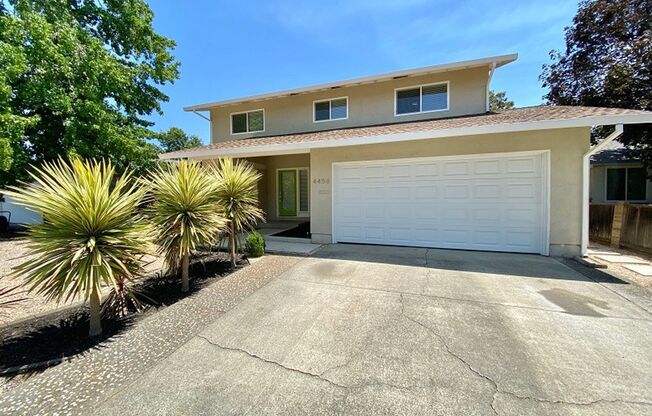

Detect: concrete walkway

[89,245,652,416]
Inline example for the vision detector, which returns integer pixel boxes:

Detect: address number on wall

[312,178,330,184]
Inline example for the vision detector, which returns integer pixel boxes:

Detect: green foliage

[0,0,180,187]
[489,90,515,111]
[157,127,203,153]
[540,0,651,160]
[145,160,227,290]
[3,158,151,335]
[209,158,265,266]
[245,232,265,257]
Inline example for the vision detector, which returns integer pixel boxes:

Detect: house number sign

[312,178,330,185]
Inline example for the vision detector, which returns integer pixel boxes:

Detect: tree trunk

[181,253,190,292]
[229,223,236,268]
[89,290,102,337]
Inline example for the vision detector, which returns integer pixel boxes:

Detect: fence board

[589,204,614,243]
[621,205,652,253]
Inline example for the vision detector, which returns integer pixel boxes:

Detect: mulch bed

[0,251,246,373]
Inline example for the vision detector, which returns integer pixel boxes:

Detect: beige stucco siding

[210,66,488,142]
[309,127,590,257]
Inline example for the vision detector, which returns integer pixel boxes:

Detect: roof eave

[160,113,652,160]
[183,54,518,112]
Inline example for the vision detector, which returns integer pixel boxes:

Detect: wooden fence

[590,203,652,253]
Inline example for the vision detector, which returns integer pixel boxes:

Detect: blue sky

[146,0,578,144]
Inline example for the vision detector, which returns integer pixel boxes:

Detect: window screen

[247,110,264,132]
[422,84,448,111]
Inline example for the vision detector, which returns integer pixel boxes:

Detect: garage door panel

[334,153,547,254]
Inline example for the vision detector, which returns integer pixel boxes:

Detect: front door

[278,169,297,217]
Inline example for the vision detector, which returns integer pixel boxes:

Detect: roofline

[183,54,518,112]
[160,112,652,160]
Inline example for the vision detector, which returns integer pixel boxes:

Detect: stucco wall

[309,127,590,257]
[210,66,488,142]
[590,164,652,203]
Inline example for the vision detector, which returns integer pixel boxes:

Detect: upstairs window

[231,109,264,134]
[395,82,448,115]
[606,167,647,201]
[314,97,348,122]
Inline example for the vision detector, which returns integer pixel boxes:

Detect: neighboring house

[0,193,42,226]
[163,54,652,257]
[590,141,652,204]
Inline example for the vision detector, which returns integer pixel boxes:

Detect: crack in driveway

[196,335,348,389]
[398,293,652,413]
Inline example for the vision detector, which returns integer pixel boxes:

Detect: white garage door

[333,152,549,254]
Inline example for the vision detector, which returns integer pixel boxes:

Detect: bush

[245,232,265,257]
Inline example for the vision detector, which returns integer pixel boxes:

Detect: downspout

[486,61,497,112]
[581,124,624,256]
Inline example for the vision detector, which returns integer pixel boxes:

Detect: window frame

[312,96,349,123]
[394,81,450,117]
[276,167,310,217]
[605,166,648,202]
[230,108,265,135]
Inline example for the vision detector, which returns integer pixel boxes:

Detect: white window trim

[313,96,349,123]
[604,166,648,202]
[394,81,450,117]
[230,108,265,135]
[276,167,310,218]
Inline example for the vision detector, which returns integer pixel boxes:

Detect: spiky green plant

[209,158,264,267]
[3,158,150,336]
[146,160,227,292]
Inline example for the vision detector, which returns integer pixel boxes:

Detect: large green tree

[0,0,179,187]
[489,90,515,111]
[540,0,651,159]
[156,127,203,153]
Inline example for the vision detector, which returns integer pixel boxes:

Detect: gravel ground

[0,254,301,414]
[0,238,164,327]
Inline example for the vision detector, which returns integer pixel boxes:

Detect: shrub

[208,158,265,267]
[3,158,150,336]
[245,232,265,257]
[145,160,227,292]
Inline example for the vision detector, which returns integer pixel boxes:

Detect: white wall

[0,194,42,225]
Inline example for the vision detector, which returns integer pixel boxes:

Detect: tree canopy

[540,0,651,159]
[489,90,515,112]
[156,127,203,153]
[0,0,180,187]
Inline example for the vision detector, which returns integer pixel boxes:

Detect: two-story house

[162,54,652,257]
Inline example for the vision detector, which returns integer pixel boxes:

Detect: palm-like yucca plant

[209,158,264,267]
[3,158,150,336]
[146,160,227,292]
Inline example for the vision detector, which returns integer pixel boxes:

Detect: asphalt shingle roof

[162,105,652,159]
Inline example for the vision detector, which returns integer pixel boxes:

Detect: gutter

[485,61,497,112]
[581,124,624,256]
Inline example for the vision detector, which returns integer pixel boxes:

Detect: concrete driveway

[93,245,652,416]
